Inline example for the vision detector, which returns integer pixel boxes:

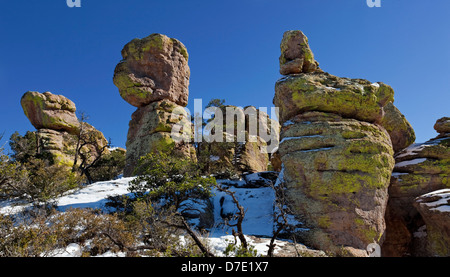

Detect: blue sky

[0,0,449,150]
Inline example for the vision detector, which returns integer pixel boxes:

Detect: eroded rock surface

[273,30,398,256]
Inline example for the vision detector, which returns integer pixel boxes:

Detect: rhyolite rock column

[274,30,397,256]
[113,34,195,176]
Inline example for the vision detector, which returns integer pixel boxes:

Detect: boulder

[434,117,450,135]
[113,33,190,108]
[274,73,394,124]
[279,30,320,75]
[414,189,450,256]
[21,91,80,135]
[380,102,416,153]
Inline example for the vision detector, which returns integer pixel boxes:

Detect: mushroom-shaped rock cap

[113,33,190,108]
[21,91,80,134]
[279,30,320,75]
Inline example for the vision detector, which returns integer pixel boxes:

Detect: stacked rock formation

[384,117,450,256]
[21,91,109,167]
[203,105,280,175]
[274,30,403,256]
[113,34,195,176]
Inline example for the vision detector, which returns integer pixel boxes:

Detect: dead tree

[72,113,109,184]
[216,185,248,250]
[267,178,291,257]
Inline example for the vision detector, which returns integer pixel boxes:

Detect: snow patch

[394,158,427,168]
[283,120,294,127]
[280,135,323,144]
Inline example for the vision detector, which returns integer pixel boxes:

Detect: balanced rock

[414,189,450,256]
[114,34,195,176]
[383,118,449,256]
[21,91,109,168]
[21,91,80,135]
[113,33,190,108]
[274,30,396,256]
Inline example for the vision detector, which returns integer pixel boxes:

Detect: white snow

[56,177,134,212]
[280,135,323,144]
[417,189,450,213]
[283,120,294,127]
[210,185,275,238]
[325,86,341,91]
[395,138,447,159]
[371,83,380,88]
[394,158,427,168]
[300,147,333,153]
[391,172,409,181]
[0,173,297,257]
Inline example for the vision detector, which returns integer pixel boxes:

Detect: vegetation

[0,129,271,258]
[128,152,217,256]
[1,133,82,203]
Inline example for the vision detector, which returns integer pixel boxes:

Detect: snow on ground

[56,177,134,212]
[417,189,450,213]
[210,183,275,238]
[394,158,427,168]
[0,174,293,257]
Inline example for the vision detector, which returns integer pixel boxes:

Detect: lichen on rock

[273,30,400,256]
[113,33,190,108]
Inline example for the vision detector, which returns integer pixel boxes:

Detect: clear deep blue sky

[0,0,449,150]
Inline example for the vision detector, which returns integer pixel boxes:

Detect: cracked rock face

[113,33,190,108]
[278,112,394,256]
[123,99,194,176]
